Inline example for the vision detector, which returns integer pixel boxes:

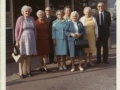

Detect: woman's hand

[53,39,56,46]
[76,33,82,38]
[70,33,77,38]
[15,41,19,47]
[96,37,98,41]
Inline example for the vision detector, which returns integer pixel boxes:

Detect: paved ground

[6,20,116,90]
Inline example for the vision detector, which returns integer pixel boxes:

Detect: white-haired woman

[15,5,36,78]
[35,10,50,72]
[65,11,85,72]
[80,7,98,67]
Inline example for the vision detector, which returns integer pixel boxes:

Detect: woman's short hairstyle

[64,6,71,11]
[83,7,92,14]
[36,10,45,17]
[21,5,32,14]
[70,11,79,19]
[56,10,64,16]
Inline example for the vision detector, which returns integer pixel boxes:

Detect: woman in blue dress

[52,10,68,70]
[65,11,85,72]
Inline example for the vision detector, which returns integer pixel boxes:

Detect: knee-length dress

[35,20,50,56]
[19,18,36,55]
[84,18,96,53]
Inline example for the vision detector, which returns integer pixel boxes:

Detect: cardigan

[15,16,35,41]
[79,16,98,37]
[65,20,85,41]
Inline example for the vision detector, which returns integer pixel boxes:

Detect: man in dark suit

[96,2,111,64]
[44,7,57,64]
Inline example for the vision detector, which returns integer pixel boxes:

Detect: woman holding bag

[65,11,85,72]
[15,5,36,78]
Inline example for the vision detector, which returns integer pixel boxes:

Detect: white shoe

[63,66,67,70]
[71,68,75,72]
[79,66,84,71]
[59,66,63,71]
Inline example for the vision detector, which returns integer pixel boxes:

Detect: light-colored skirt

[55,39,67,55]
[19,29,36,55]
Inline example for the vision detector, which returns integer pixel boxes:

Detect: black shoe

[27,73,32,77]
[103,61,109,64]
[19,74,25,79]
[39,68,45,72]
[96,61,101,64]
[44,68,50,72]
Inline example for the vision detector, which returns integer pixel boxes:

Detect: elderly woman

[35,10,50,72]
[63,6,71,21]
[80,7,98,67]
[15,5,36,78]
[65,11,85,72]
[52,10,68,70]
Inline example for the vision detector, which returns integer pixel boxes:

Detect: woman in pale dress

[80,7,98,67]
[15,5,36,78]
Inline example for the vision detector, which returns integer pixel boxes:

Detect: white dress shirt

[99,11,104,25]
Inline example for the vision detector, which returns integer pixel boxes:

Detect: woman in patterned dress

[15,5,36,78]
[80,7,98,67]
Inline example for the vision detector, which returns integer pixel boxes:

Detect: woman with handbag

[15,5,36,78]
[80,7,98,67]
[52,10,68,70]
[65,11,85,72]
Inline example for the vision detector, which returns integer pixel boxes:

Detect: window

[6,0,12,27]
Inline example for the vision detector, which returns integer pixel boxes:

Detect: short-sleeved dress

[84,18,96,53]
[19,17,36,55]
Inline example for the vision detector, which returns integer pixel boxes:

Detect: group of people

[15,2,111,78]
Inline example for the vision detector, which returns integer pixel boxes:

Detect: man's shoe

[103,61,109,64]
[96,61,101,64]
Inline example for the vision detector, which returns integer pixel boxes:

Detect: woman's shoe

[63,66,67,70]
[39,68,45,72]
[27,73,32,77]
[44,68,50,72]
[71,68,75,72]
[89,63,95,67]
[83,63,88,67]
[79,66,84,71]
[19,74,24,79]
[59,66,63,71]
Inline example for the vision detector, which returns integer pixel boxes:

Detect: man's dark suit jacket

[96,10,111,38]
[44,15,57,52]
[44,15,57,39]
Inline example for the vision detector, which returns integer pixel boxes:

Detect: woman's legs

[39,56,43,68]
[71,57,75,69]
[26,56,31,73]
[78,57,84,71]
[43,55,48,70]
[89,53,95,66]
[62,55,66,66]
[18,57,24,76]
[83,53,88,67]
[56,55,61,67]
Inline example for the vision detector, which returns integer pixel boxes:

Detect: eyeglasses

[98,6,103,7]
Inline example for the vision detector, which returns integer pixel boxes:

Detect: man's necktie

[101,13,103,25]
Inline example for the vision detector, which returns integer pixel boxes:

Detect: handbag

[13,46,20,56]
[12,46,22,63]
[12,53,22,63]
[75,39,89,49]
